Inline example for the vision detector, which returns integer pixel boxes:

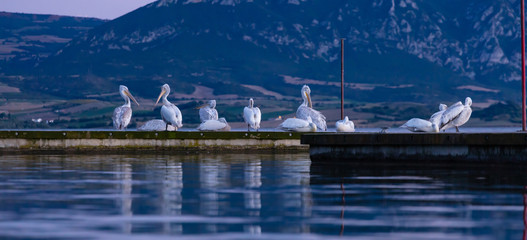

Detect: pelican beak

[195,103,208,109]
[125,90,139,106]
[305,92,312,108]
[155,89,166,105]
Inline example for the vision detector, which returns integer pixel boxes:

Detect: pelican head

[439,103,447,111]
[119,85,139,106]
[248,98,254,108]
[301,85,312,108]
[464,97,472,106]
[196,99,216,109]
[155,84,170,105]
[343,116,349,122]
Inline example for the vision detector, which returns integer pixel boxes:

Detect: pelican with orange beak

[112,85,139,130]
[156,84,183,131]
[296,85,327,131]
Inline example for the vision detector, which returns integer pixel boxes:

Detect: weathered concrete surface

[301,133,527,162]
[0,130,307,153]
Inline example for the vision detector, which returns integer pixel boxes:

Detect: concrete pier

[0,130,307,153]
[301,132,527,162]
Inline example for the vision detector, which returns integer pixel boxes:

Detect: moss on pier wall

[0,130,307,153]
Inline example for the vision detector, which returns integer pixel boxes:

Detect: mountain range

[0,0,525,126]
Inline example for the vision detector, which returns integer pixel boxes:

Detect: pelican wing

[401,118,434,132]
[253,107,261,129]
[440,102,463,130]
[113,105,132,130]
[296,105,327,131]
[279,118,307,129]
[429,109,445,126]
[453,106,472,127]
[279,118,311,132]
[162,104,183,128]
[197,119,227,131]
[199,107,218,122]
[243,106,255,127]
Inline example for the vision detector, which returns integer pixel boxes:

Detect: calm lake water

[1,153,526,239]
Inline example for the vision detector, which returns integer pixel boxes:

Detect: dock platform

[0,130,307,153]
[301,132,527,162]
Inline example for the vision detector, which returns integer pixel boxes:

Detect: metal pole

[522,0,526,131]
[341,38,344,120]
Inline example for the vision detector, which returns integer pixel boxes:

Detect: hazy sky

[0,0,157,19]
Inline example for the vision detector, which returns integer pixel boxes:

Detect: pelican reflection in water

[296,85,327,131]
[156,84,183,131]
[112,85,139,130]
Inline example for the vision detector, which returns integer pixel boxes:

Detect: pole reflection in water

[524,186,527,240]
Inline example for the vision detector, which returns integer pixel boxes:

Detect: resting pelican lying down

[336,116,355,132]
[138,119,176,131]
[278,117,317,132]
[197,118,231,131]
[400,118,439,132]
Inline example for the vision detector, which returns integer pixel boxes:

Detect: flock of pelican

[400,97,473,132]
[113,83,471,133]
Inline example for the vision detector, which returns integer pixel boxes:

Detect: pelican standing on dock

[112,85,139,130]
[197,117,231,131]
[156,84,183,131]
[400,118,439,132]
[278,116,317,132]
[243,98,261,131]
[429,103,447,127]
[336,116,355,132]
[196,100,218,122]
[440,97,472,132]
[296,85,327,131]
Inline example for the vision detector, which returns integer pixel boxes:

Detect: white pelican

[138,119,176,131]
[243,98,261,131]
[112,85,139,130]
[196,100,218,123]
[296,85,327,131]
[197,117,231,131]
[429,103,447,127]
[336,116,355,132]
[400,118,439,132]
[278,116,317,132]
[440,97,472,132]
[155,84,183,131]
